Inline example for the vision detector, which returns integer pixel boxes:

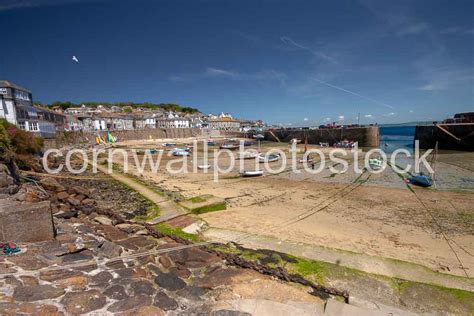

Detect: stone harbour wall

[265,127,380,147]
[414,124,474,151]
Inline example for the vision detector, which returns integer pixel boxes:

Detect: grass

[190,202,227,214]
[458,212,473,223]
[209,243,474,313]
[154,223,200,242]
[189,195,211,203]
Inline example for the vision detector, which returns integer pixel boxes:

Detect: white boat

[241,170,263,177]
[220,143,239,150]
[239,151,259,159]
[299,157,314,163]
[258,153,280,163]
[172,149,190,156]
[369,158,383,170]
[197,164,211,170]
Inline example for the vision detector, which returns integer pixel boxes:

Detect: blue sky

[0,0,472,125]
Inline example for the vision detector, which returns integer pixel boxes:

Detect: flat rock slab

[154,272,186,291]
[13,285,65,302]
[153,292,179,311]
[103,284,128,300]
[168,247,221,269]
[0,200,54,242]
[117,305,165,316]
[195,268,241,289]
[60,289,107,314]
[130,279,156,296]
[107,294,152,313]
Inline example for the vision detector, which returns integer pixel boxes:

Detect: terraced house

[0,80,57,137]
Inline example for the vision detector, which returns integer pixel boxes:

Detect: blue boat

[408,174,433,187]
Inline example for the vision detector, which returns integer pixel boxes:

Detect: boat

[239,150,259,159]
[290,138,301,144]
[220,143,239,150]
[254,134,265,140]
[240,170,263,177]
[243,140,254,146]
[407,174,433,187]
[172,149,190,156]
[299,157,314,163]
[197,164,211,170]
[207,140,216,146]
[163,143,176,147]
[258,153,280,163]
[369,158,383,170]
[334,140,355,148]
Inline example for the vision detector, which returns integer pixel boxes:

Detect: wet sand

[111,139,474,278]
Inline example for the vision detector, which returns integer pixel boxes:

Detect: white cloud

[0,0,103,11]
[396,23,429,36]
[440,27,474,35]
[280,36,338,64]
[171,67,287,86]
[364,114,373,118]
[205,67,238,78]
[323,117,331,122]
[383,112,396,117]
[310,78,395,109]
[416,67,474,91]
[338,115,345,120]
[409,110,414,113]
[303,118,309,121]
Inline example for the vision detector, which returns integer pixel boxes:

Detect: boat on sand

[258,153,280,163]
[241,170,263,177]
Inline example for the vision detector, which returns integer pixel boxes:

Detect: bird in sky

[72,56,79,63]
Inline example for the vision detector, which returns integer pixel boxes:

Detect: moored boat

[172,149,190,156]
[407,174,433,187]
[239,150,259,159]
[240,170,263,177]
[258,153,280,163]
[220,143,239,150]
[369,158,383,170]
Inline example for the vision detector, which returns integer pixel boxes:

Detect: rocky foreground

[0,164,328,315]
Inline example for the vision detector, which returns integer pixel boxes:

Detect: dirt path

[91,162,188,222]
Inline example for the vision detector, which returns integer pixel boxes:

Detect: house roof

[0,80,32,93]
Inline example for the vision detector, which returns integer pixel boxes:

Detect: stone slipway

[90,162,188,223]
[203,227,474,292]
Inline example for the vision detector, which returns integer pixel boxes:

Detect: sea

[379,126,416,154]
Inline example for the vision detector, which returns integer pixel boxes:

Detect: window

[18,122,26,130]
[0,88,7,95]
[29,122,39,131]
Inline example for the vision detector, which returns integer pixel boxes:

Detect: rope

[411,190,469,278]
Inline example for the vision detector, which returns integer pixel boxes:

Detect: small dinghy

[220,143,239,150]
[197,164,211,170]
[172,149,189,156]
[299,157,314,163]
[241,170,263,177]
[258,153,280,163]
[254,134,265,140]
[239,151,259,159]
[407,174,433,187]
[163,143,176,147]
[369,158,383,170]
